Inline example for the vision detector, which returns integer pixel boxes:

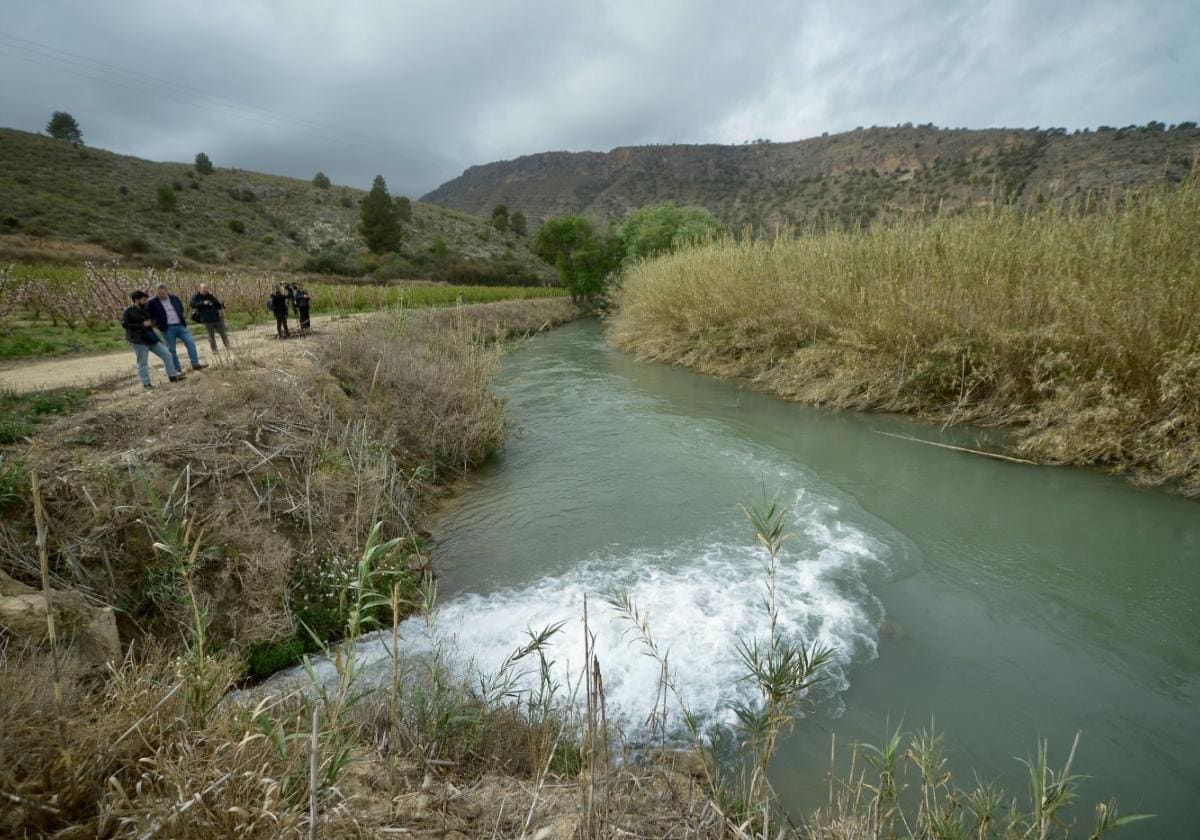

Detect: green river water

[422,319,1200,835]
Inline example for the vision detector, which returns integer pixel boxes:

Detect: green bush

[155,185,177,212]
[228,219,246,234]
[244,635,307,680]
[312,171,332,189]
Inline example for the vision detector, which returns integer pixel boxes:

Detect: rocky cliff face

[422,124,1199,229]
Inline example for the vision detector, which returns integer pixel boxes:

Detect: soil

[0,314,357,393]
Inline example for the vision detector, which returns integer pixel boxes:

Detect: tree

[394,195,412,222]
[491,204,510,232]
[46,111,83,144]
[312,171,331,189]
[358,175,402,253]
[619,203,723,262]
[194,152,214,174]
[533,215,621,302]
[510,211,527,237]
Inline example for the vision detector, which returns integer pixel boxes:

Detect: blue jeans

[164,324,201,371]
[133,341,178,386]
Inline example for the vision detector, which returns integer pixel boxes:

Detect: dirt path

[0,315,357,393]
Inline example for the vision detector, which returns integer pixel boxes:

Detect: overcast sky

[2,1,1196,196]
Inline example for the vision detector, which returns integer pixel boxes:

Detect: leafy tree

[510,211,527,237]
[358,175,402,253]
[46,111,83,144]
[394,195,412,222]
[533,215,621,302]
[619,203,723,262]
[491,203,510,232]
[194,152,214,174]
[312,171,331,188]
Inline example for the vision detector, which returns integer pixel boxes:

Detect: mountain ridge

[421,123,1199,229]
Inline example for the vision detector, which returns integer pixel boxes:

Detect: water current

[303,319,1200,836]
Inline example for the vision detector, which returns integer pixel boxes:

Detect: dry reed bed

[610,175,1200,495]
[1,297,599,836]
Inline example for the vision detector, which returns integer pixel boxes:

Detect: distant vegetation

[611,175,1200,496]
[533,202,721,301]
[0,127,554,285]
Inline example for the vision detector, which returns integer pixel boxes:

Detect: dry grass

[610,174,1200,496]
[0,298,579,651]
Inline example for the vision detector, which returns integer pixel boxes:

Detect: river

[371,319,1200,835]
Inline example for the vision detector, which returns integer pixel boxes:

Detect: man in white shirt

[146,283,208,374]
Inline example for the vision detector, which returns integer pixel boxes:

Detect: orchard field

[0,261,566,359]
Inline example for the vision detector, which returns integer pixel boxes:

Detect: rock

[0,570,120,669]
[531,816,578,840]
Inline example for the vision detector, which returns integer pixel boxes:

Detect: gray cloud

[1,0,1196,196]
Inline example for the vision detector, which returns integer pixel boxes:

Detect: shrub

[194,152,214,174]
[124,236,151,254]
[228,219,246,234]
[312,171,331,188]
[155,184,177,212]
[340,194,355,208]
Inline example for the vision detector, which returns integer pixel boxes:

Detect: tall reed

[611,175,1200,494]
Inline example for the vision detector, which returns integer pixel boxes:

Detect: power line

[0,31,405,151]
[0,31,455,168]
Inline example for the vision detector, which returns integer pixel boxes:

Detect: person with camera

[269,284,291,339]
[190,282,232,353]
[291,281,312,334]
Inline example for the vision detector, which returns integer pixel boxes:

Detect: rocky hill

[422,123,1200,230]
[0,127,551,281]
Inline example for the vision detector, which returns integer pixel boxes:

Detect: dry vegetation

[610,174,1200,496]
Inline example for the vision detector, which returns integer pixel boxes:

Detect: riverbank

[608,175,1200,497]
[1,297,620,836]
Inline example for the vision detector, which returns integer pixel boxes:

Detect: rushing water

[317,319,1200,835]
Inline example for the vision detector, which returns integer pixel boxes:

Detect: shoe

[169,376,183,383]
[192,363,209,370]
[143,384,155,390]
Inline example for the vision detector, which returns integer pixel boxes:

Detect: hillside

[0,127,552,282]
[422,123,1200,229]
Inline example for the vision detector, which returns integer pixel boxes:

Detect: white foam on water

[301,489,891,738]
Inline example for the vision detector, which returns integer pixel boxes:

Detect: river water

[363,319,1199,834]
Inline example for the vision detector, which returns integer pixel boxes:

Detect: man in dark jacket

[147,283,208,374]
[121,290,181,389]
[190,282,231,353]
[269,285,291,339]
[292,282,312,334]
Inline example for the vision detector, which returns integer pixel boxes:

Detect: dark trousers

[297,305,311,332]
[204,320,231,352]
[274,310,290,338]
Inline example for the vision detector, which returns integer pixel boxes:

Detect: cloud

[1,0,1195,196]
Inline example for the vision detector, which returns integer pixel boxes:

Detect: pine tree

[194,152,214,174]
[358,175,402,253]
[46,111,83,144]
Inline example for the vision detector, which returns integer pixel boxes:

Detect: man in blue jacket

[121,290,181,389]
[147,283,208,374]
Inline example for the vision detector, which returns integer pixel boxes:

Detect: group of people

[120,280,313,389]
[268,282,312,339]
